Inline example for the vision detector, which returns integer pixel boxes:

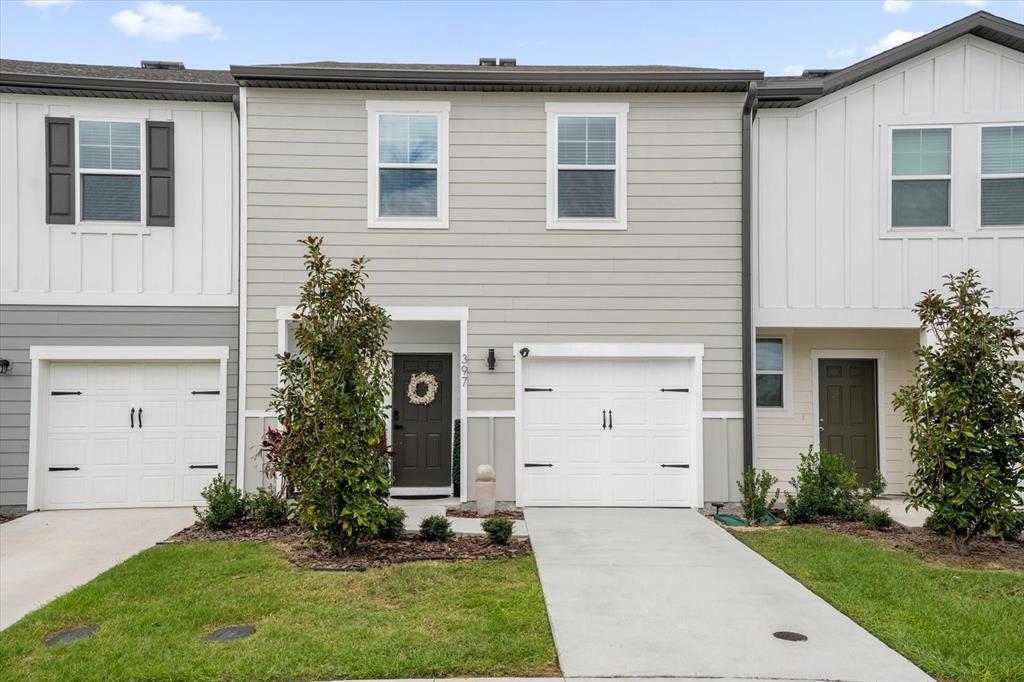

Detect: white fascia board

[29,346,230,361]
[512,342,705,358]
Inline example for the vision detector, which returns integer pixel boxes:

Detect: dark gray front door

[818,358,878,485]
[392,354,452,489]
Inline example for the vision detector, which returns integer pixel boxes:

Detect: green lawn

[0,542,558,682]
[734,527,1024,682]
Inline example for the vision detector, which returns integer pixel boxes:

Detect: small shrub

[376,506,407,540]
[785,446,885,524]
[481,515,514,544]
[248,486,290,528]
[737,468,780,525]
[923,513,950,535]
[194,475,247,529]
[419,514,453,542]
[864,507,893,530]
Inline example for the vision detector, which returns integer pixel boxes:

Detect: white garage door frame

[513,342,705,508]
[26,345,230,511]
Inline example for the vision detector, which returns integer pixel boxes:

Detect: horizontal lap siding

[0,305,240,510]
[245,89,744,413]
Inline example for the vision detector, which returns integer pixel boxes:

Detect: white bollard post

[475,464,496,517]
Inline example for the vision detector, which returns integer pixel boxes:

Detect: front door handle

[130,407,135,429]
[393,424,404,430]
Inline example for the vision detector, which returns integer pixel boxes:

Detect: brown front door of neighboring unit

[392,354,452,489]
[818,358,879,485]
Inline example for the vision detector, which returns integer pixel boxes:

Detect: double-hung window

[980,125,1024,227]
[890,127,952,228]
[756,338,785,409]
[545,103,628,230]
[366,101,449,229]
[79,120,143,222]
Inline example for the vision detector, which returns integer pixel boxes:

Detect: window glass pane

[981,178,1024,226]
[558,116,616,165]
[109,122,140,147]
[379,168,437,217]
[79,121,110,147]
[756,339,783,371]
[892,179,949,227]
[378,114,436,165]
[79,121,140,171]
[756,374,783,408]
[558,170,614,218]
[587,141,616,165]
[892,128,950,176]
[81,174,141,221]
[558,141,587,165]
[111,146,141,170]
[407,115,437,163]
[379,115,409,164]
[558,116,587,141]
[982,126,1024,175]
[80,145,111,169]
[587,117,616,141]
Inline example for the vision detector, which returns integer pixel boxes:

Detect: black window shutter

[45,117,75,224]
[146,121,174,226]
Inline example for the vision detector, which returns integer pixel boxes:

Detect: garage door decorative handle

[189,464,219,469]
[48,466,79,472]
[660,464,690,468]
[51,391,82,396]
[660,388,689,393]
[138,408,143,429]
[191,390,220,395]
[525,387,553,392]
[524,463,553,468]
[602,410,607,429]
[608,410,613,429]
[130,407,135,428]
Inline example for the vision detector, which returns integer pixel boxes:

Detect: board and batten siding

[243,88,746,501]
[0,94,239,306]
[0,306,239,511]
[754,35,1024,325]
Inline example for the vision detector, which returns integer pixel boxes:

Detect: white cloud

[826,46,857,59]
[782,64,807,77]
[111,1,224,42]
[866,29,925,55]
[882,0,912,13]
[943,0,987,6]
[23,0,74,7]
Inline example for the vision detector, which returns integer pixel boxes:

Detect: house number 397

[461,354,469,386]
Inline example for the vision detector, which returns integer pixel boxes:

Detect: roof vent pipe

[478,57,497,66]
[141,60,185,70]
[498,57,517,67]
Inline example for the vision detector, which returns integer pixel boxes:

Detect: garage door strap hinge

[524,463,554,467]
[660,388,689,392]
[524,387,553,392]
[660,463,690,468]
[50,391,82,396]
[191,390,220,395]
[189,464,219,469]
[48,466,79,472]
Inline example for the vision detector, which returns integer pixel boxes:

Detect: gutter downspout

[741,81,759,471]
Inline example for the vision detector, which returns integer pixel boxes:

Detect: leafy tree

[893,270,1024,552]
[270,236,392,553]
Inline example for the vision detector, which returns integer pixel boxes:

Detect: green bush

[893,270,1024,552]
[864,507,893,530]
[481,515,514,544]
[737,468,780,525]
[270,236,393,553]
[376,506,407,540]
[419,514,453,542]
[785,446,885,524]
[248,486,290,528]
[194,475,247,529]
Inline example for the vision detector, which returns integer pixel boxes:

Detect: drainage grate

[45,625,97,646]
[204,625,256,642]
[773,630,808,642]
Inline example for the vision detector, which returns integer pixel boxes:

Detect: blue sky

[1,0,1021,76]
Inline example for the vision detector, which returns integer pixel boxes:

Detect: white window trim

[755,335,790,414]
[366,100,450,230]
[75,117,148,231]
[978,124,1024,231]
[545,102,628,231]
[885,124,954,232]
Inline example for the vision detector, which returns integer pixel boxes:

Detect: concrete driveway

[526,508,932,682]
[0,508,195,630]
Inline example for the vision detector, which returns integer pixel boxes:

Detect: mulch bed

[446,508,525,520]
[0,514,25,525]
[167,520,531,571]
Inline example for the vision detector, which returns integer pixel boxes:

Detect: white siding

[754,35,1024,326]
[0,94,239,306]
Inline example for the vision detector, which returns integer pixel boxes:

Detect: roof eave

[0,72,237,102]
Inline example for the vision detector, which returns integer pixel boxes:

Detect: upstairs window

[756,338,785,409]
[891,128,951,228]
[980,125,1024,227]
[79,121,142,222]
[366,101,449,229]
[546,103,628,230]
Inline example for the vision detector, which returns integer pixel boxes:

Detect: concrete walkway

[0,508,195,630]
[873,496,931,528]
[526,508,932,682]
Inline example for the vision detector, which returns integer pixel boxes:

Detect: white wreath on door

[407,372,439,406]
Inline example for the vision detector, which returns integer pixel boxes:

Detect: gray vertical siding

[0,305,239,511]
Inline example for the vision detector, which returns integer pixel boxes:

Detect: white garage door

[42,361,224,509]
[521,356,699,507]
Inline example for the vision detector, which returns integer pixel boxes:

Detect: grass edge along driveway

[734,526,1024,682]
[0,541,558,682]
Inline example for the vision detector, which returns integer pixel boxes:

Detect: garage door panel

[46,475,88,507]
[94,438,130,466]
[140,475,176,504]
[142,364,179,391]
[564,435,601,464]
[91,400,133,429]
[653,396,690,426]
[184,400,220,427]
[140,437,176,465]
[49,364,89,391]
[141,401,179,428]
[93,476,129,504]
[525,434,562,464]
[184,437,220,464]
[609,434,648,464]
[608,397,648,426]
[49,401,90,429]
[185,363,219,390]
[88,364,131,391]
[610,474,649,504]
[525,396,560,425]
[565,473,601,503]
[653,471,690,504]
[564,396,602,426]
[48,438,88,467]
[183,474,213,502]
[653,434,690,464]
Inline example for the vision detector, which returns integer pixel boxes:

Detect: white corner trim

[810,349,888,487]
[366,100,450,230]
[545,102,629,232]
[236,85,249,493]
[29,345,229,361]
